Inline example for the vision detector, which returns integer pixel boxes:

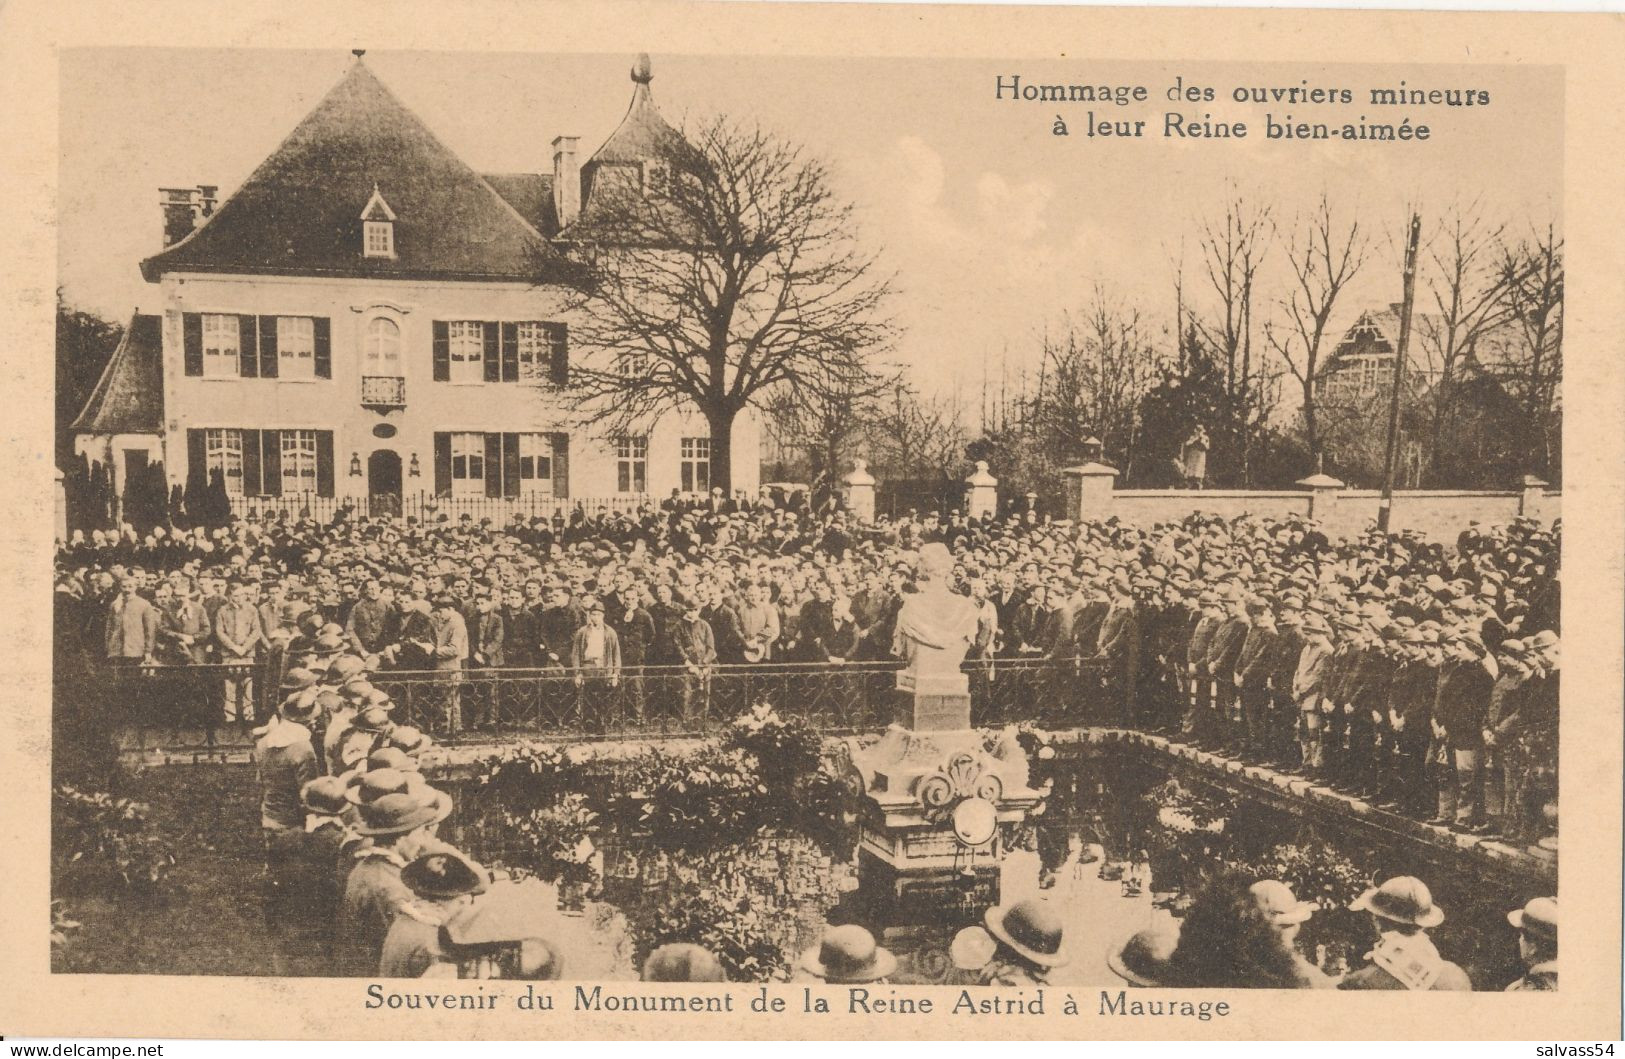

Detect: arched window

[364,317,401,375]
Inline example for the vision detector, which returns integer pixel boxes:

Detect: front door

[368,449,402,517]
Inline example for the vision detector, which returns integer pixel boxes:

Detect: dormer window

[360,183,397,259]
[364,221,394,258]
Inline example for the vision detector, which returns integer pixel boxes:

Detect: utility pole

[1378,213,1422,533]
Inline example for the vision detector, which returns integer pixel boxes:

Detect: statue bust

[893,542,980,693]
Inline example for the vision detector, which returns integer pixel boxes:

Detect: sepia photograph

[6,1,1619,1040]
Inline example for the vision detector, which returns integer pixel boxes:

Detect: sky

[58,48,1561,416]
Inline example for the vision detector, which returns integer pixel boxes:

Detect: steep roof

[483,172,560,237]
[71,313,164,435]
[140,59,576,284]
[580,54,692,209]
[1326,303,1521,377]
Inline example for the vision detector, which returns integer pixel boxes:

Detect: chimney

[196,185,219,219]
[552,135,580,228]
[159,187,199,247]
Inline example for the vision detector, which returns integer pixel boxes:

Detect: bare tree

[1413,203,1513,483]
[871,382,969,511]
[563,117,894,492]
[1030,283,1165,470]
[1195,190,1272,482]
[1499,223,1563,477]
[761,368,896,496]
[1264,194,1368,470]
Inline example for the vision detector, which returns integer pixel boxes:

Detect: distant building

[72,54,758,517]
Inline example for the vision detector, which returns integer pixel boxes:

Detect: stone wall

[1059,462,1559,544]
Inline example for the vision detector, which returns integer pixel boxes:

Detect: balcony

[360,375,406,409]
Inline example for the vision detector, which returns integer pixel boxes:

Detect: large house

[72,53,759,517]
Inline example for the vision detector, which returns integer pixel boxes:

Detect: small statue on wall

[1180,427,1210,490]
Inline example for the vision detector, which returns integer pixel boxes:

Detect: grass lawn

[52,764,326,976]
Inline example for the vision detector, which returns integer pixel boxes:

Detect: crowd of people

[58,487,1561,844]
[52,487,1561,985]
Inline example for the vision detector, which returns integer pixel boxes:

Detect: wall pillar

[1061,462,1120,523]
[964,460,998,519]
[1296,473,1346,524]
[842,458,877,523]
[1518,474,1550,518]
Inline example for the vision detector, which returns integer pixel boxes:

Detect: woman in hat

[1164,873,1318,989]
[978,899,1068,985]
[799,924,897,985]
[379,853,490,978]
[1339,875,1471,990]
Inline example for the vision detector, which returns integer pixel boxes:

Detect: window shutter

[258,316,279,378]
[433,433,451,497]
[482,322,500,383]
[238,315,259,378]
[182,314,203,376]
[313,317,331,379]
[432,321,450,382]
[484,433,503,498]
[242,428,262,496]
[549,432,569,499]
[501,433,520,498]
[548,323,569,387]
[260,430,282,497]
[315,431,334,498]
[500,322,519,383]
[186,428,206,479]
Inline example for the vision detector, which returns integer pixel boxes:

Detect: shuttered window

[449,432,486,496]
[279,429,319,494]
[201,314,239,378]
[277,317,316,379]
[204,428,244,494]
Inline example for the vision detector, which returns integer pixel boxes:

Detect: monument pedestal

[844,671,1042,924]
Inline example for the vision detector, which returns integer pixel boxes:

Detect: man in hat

[1389,628,1441,818]
[1094,574,1140,727]
[1340,876,1471,990]
[571,598,621,730]
[1505,897,1557,991]
[426,882,565,981]
[428,595,468,732]
[1292,616,1333,777]
[378,853,490,977]
[275,775,363,974]
[978,898,1069,986]
[1204,587,1249,751]
[799,924,897,985]
[1479,639,1532,838]
[254,688,322,972]
[1233,600,1277,762]
[1434,634,1495,830]
[338,776,462,976]
[1183,592,1223,743]
[644,943,727,983]
[1106,925,1180,988]
[345,579,398,657]
[1249,880,1332,987]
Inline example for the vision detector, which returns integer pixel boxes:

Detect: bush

[721,703,824,791]
[52,785,177,894]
